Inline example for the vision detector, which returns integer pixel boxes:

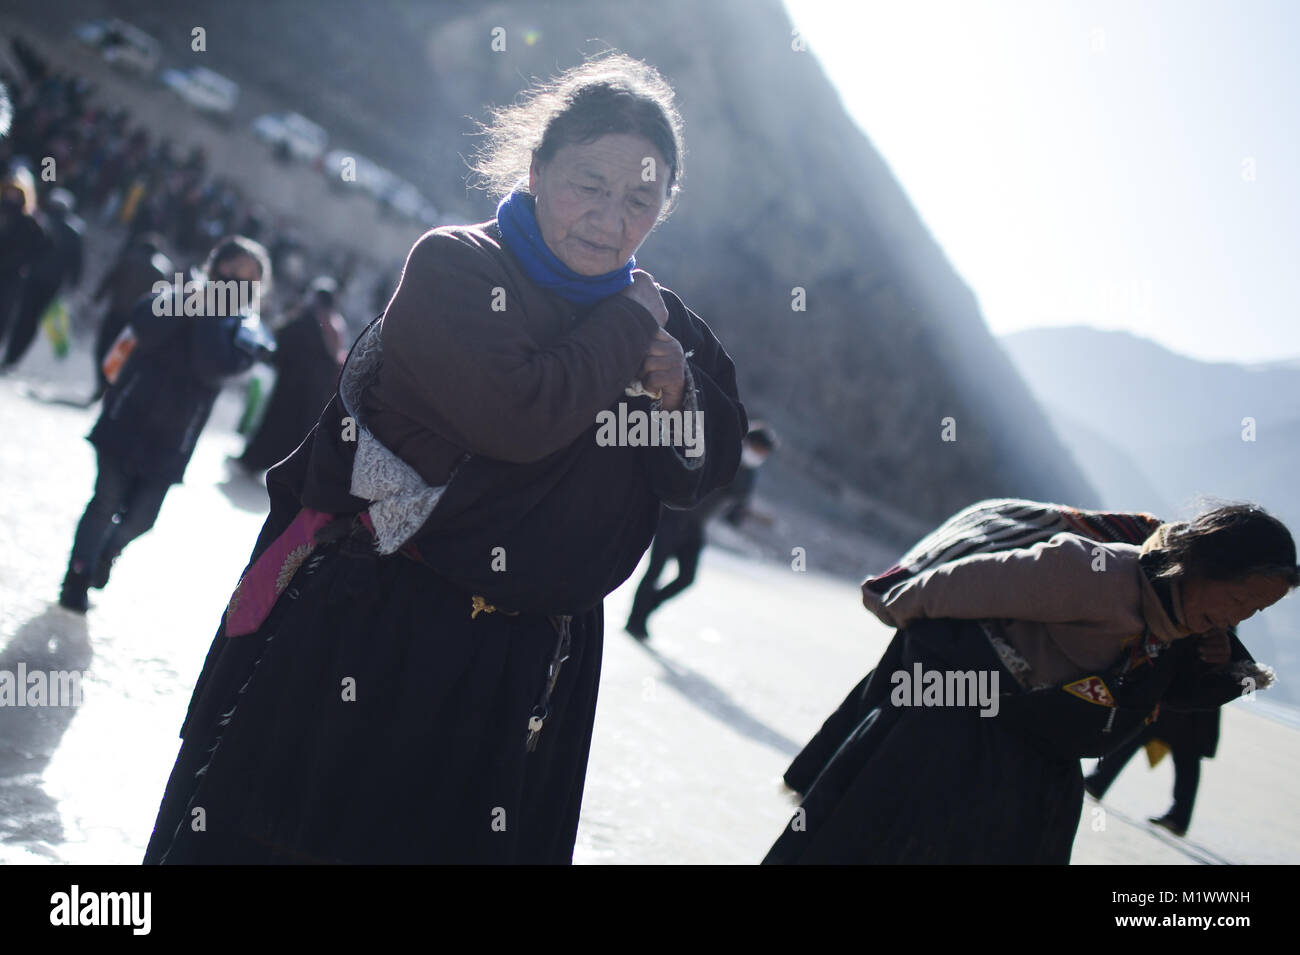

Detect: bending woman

[764,499,1296,864]
[143,54,747,864]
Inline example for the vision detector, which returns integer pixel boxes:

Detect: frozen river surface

[1,345,1297,866]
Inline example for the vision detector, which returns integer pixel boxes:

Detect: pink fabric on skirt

[224,507,337,637]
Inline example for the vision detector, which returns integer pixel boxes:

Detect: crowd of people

[0,36,365,611]
[0,35,379,359]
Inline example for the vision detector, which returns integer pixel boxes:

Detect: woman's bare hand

[1197,628,1231,666]
[638,328,686,411]
[621,269,669,328]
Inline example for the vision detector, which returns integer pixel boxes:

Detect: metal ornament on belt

[526,616,573,752]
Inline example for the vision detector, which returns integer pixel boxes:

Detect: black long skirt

[143,525,604,864]
[764,619,1084,864]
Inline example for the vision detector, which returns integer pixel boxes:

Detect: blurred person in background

[0,166,46,360]
[625,422,777,639]
[59,236,274,613]
[0,186,83,370]
[1084,706,1220,837]
[718,422,777,527]
[233,275,348,475]
[90,232,173,400]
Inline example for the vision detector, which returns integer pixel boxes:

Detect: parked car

[73,19,160,77]
[251,112,328,163]
[381,179,432,221]
[359,162,398,201]
[322,149,394,198]
[161,66,240,118]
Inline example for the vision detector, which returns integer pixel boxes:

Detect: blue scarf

[495,190,635,306]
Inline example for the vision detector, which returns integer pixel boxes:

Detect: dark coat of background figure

[0,191,47,354]
[236,301,345,473]
[90,292,259,484]
[91,238,174,398]
[1,191,82,368]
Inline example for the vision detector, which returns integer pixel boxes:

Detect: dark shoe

[624,616,649,640]
[1149,814,1188,838]
[1083,776,1104,800]
[59,568,91,614]
[90,554,115,590]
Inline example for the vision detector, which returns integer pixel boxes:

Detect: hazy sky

[783,0,1299,364]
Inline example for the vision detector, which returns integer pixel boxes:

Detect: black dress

[763,618,1084,864]
[143,522,608,863]
[764,605,1258,865]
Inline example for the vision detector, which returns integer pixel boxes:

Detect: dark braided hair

[1147,502,1299,588]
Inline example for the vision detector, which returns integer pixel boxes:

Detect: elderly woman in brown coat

[765,499,1296,864]
[143,53,746,864]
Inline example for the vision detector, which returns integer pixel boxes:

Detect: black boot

[59,563,91,613]
[1149,813,1188,838]
[624,615,649,640]
[91,554,115,590]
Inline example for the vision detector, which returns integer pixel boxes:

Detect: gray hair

[470,51,685,221]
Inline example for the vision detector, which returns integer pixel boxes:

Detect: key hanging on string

[525,709,546,752]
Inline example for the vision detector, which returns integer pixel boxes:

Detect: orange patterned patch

[1063,675,1116,707]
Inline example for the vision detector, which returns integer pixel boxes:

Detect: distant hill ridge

[1002,324,1300,707]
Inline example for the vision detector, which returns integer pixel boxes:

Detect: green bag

[41,297,71,359]
[237,365,275,436]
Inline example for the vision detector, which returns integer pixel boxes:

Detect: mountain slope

[13,0,1098,542]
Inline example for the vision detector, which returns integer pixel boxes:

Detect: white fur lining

[1229,659,1276,692]
[338,322,449,554]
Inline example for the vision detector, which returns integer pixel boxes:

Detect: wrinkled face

[1181,574,1290,633]
[529,133,669,276]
